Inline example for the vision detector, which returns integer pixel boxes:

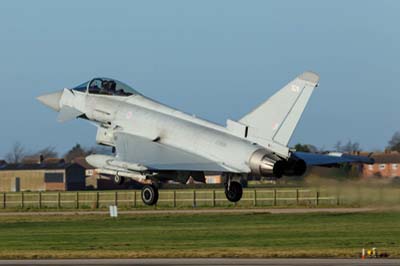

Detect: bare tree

[5,142,26,164]
[64,144,90,162]
[30,146,58,159]
[64,143,113,162]
[388,131,400,152]
[334,140,361,153]
[293,143,320,153]
[334,141,342,152]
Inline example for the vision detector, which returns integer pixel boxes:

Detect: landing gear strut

[141,184,159,206]
[224,179,243,203]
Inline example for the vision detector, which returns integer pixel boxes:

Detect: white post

[109,205,118,218]
[113,205,118,217]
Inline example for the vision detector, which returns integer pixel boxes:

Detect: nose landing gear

[113,175,124,185]
[112,174,159,206]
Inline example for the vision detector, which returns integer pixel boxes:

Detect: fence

[1,187,400,209]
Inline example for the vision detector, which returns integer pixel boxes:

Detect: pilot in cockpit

[109,81,117,95]
[100,80,117,95]
[89,80,100,93]
[79,78,138,96]
[100,80,109,95]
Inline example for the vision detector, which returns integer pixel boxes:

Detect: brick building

[0,159,86,192]
[362,151,400,178]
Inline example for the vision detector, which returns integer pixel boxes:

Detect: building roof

[371,152,400,164]
[43,158,65,164]
[22,156,65,164]
[0,162,77,171]
[72,157,95,169]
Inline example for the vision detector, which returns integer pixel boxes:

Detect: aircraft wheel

[225,181,243,202]
[141,184,159,206]
[113,175,124,185]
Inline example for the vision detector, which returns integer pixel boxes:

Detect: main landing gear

[141,180,242,205]
[141,184,159,206]
[224,178,243,203]
[112,173,243,205]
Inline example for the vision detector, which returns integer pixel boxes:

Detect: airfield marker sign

[109,205,118,217]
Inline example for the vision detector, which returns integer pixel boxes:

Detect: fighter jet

[37,72,373,205]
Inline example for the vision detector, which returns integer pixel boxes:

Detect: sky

[0,0,399,157]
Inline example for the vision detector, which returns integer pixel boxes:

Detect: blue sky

[0,0,399,157]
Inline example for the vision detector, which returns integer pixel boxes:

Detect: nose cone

[37,91,63,111]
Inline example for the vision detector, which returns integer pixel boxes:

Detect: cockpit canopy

[72,77,139,97]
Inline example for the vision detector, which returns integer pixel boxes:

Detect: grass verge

[0,211,399,259]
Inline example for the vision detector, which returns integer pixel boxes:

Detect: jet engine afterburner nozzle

[249,149,307,178]
[249,149,283,177]
[283,158,307,177]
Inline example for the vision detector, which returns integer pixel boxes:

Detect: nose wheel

[141,184,159,206]
[225,180,243,203]
[113,175,124,185]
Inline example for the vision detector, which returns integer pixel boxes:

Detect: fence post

[114,191,118,206]
[76,192,79,209]
[2,192,5,209]
[254,190,257,207]
[133,191,136,208]
[173,190,176,208]
[39,192,42,209]
[21,192,24,208]
[212,190,216,207]
[316,191,319,206]
[57,192,61,209]
[96,191,99,209]
[193,190,196,208]
[336,188,340,206]
[296,189,299,205]
[273,189,277,206]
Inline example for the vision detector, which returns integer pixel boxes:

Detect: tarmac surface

[0,207,379,216]
[0,259,399,266]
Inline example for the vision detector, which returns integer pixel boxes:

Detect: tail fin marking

[239,71,319,147]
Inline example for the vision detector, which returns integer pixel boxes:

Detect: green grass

[0,211,399,259]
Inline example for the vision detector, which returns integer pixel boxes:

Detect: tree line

[293,131,400,154]
[4,143,111,164]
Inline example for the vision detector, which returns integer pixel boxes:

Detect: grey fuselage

[63,90,270,174]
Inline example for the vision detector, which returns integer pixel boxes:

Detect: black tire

[225,181,243,202]
[141,185,159,206]
[113,175,124,185]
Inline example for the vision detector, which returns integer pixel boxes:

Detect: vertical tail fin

[239,71,319,147]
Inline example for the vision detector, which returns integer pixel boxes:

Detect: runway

[0,259,399,266]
